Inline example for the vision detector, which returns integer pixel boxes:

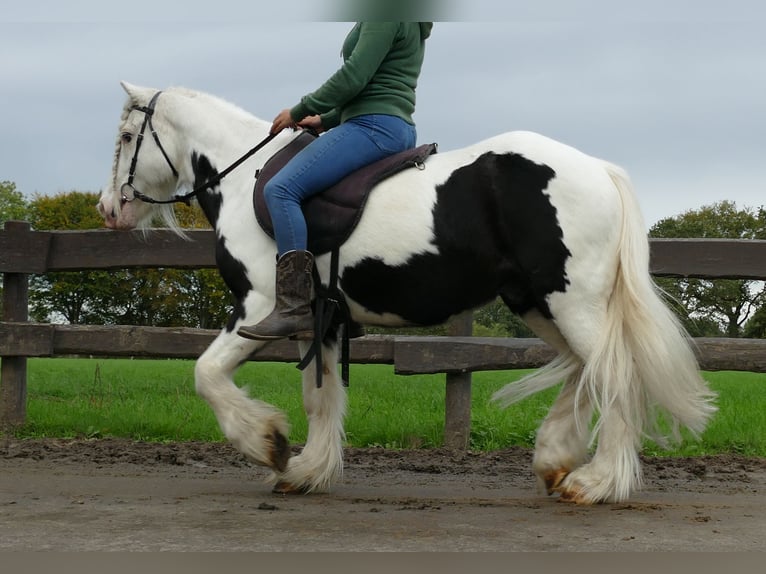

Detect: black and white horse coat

[98,83,716,503]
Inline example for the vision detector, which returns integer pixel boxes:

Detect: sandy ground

[1,438,764,552]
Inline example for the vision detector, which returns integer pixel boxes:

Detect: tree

[170,202,234,329]
[744,305,766,338]
[0,180,29,226]
[650,201,766,337]
[363,297,536,338]
[93,202,233,328]
[27,191,234,328]
[27,191,118,324]
[473,297,535,337]
[1,181,30,298]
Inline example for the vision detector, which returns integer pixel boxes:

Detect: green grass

[655,370,766,457]
[12,358,766,456]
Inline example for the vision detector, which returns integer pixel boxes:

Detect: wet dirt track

[1,439,764,551]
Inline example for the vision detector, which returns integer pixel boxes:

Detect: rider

[238,22,433,341]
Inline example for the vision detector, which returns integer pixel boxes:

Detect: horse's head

[97,81,182,231]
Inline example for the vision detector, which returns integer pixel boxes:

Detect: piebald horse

[98,82,715,503]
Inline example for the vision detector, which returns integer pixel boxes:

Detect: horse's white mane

[111,101,133,193]
[163,86,259,123]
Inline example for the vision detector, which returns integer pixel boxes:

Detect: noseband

[120,91,277,207]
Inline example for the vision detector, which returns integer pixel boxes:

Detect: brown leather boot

[237,250,315,341]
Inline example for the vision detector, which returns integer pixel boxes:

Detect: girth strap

[295,247,351,388]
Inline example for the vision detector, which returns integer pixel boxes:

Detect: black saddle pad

[254,130,437,255]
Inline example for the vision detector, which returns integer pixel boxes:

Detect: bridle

[120,91,277,207]
[120,91,180,205]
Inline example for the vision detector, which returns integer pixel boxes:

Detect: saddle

[252,130,437,388]
[253,130,438,255]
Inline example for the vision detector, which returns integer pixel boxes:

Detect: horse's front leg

[273,338,347,494]
[194,329,291,472]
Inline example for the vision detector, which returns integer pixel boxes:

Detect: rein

[121,91,277,206]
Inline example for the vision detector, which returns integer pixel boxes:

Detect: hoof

[272,480,311,495]
[268,430,291,473]
[542,468,569,495]
[557,486,583,503]
[555,483,595,505]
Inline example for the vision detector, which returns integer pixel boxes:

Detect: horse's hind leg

[543,295,643,504]
[272,338,347,494]
[195,330,290,471]
[506,309,593,495]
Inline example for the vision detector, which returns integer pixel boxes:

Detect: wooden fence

[2,220,766,448]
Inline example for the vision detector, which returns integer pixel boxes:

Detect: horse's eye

[121,132,133,144]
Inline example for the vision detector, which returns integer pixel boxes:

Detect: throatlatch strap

[295,248,352,388]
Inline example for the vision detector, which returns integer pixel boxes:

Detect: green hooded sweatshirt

[290,22,433,130]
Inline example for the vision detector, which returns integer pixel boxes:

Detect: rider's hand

[297,115,325,133]
[270,109,296,134]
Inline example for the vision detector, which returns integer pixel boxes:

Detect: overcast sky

[1,1,764,227]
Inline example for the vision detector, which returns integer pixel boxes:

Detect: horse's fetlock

[268,429,291,472]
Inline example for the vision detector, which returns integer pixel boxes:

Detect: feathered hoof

[272,480,311,495]
[555,484,591,505]
[540,467,605,504]
[267,430,291,473]
[542,468,570,495]
[553,475,606,505]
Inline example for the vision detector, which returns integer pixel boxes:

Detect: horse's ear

[120,81,154,105]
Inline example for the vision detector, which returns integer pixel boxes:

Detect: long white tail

[494,162,717,447]
[596,162,717,444]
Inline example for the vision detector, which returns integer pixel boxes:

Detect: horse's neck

[165,92,274,183]
[191,113,272,162]
[164,91,299,232]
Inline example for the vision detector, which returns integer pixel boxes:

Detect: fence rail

[2,322,765,372]
[2,221,766,448]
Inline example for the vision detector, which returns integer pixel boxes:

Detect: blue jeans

[264,114,417,255]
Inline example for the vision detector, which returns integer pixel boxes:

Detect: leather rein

[120,91,276,206]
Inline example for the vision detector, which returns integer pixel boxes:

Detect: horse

[97,82,716,504]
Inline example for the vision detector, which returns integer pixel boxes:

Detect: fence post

[1,221,31,429]
[443,311,473,450]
